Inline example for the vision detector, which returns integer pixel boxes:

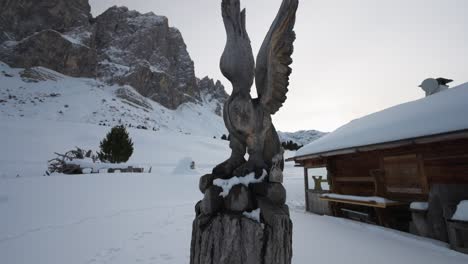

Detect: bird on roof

[419,77,453,96]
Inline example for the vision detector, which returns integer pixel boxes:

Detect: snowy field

[1,118,468,264]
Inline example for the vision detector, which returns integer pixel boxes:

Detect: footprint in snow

[88,248,121,264]
[159,253,173,261]
[132,231,153,240]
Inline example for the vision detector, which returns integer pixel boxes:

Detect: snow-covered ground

[1,118,467,264]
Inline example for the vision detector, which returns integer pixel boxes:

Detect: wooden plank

[424,154,468,184]
[334,177,374,183]
[307,191,331,215]
[370,169,386,196]
[423,154,468,161]
[327,161,337,193]
[386,187,424,194]
[417,154,429,193]
[304,158,327,168]
[320,197,405,208]
[414,130,468,144]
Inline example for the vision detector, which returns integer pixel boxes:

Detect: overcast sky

[90,0,468,132]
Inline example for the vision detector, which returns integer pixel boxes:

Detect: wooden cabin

[289,81,468,241]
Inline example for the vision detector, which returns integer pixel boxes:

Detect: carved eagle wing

[255,0,298,115]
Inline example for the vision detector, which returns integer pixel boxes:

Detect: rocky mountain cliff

[0,0,227,112]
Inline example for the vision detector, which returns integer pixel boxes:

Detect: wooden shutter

[383,154,428,195]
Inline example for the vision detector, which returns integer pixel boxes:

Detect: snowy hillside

[1,118,467,264]
[278,130,327,146]
[0,62,226,137]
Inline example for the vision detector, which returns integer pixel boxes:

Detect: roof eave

[291,129,468,162]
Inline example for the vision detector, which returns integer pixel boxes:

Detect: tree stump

[190,212,292,264]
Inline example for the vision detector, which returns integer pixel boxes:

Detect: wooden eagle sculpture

[213,0,298,179]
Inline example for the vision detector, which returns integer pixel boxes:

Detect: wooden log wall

[326,138,468,200]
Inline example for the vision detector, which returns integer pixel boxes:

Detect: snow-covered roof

[295,83,468,159]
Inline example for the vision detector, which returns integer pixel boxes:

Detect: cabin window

[383,154,428,195]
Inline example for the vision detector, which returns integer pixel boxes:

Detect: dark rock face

[94,6,199,109]
[198,77,228,116]
[12,30,97,77]
[0,0,92,41]
[119,62,180,109]
[0,0,96,77]
[0,0,228,112]
[115,87,153,110]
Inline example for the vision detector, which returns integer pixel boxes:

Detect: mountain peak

[0,0,228,112]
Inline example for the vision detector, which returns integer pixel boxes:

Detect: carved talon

[232,159,267,178]
[213,157,246,179]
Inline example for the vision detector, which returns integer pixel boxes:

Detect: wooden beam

[304,168,310,211]
[334,177,374,183]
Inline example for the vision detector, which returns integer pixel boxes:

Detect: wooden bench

[322,169,407,226]
[320,195,404,209]
[321,193,406,227]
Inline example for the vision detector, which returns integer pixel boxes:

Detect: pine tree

[98,125,134,163]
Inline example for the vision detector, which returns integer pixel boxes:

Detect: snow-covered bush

[98,125,134,163]
[47,147,98,174]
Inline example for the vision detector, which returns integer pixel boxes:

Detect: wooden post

[304,168,309,211]
[370,169,386,196]
[325,162,336,216]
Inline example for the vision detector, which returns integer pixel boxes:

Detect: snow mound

[452,200,468,221]
[172,157,197,175]
[410,202,429,211]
